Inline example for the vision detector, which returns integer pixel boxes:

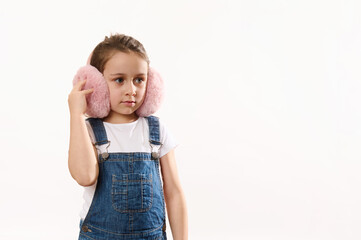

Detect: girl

[68,34,188,240]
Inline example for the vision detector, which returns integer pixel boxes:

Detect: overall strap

[145,116,161,146]
[86,118,109,146]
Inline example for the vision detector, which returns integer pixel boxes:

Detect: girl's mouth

[122,101,136,107]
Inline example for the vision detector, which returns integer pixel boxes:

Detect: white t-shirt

[79,116,178,220]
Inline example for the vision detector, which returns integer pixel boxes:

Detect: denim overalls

[79,116,167,240]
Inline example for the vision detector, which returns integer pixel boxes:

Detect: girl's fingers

[73,79,87,91]
[82,88,94,95]
[73,79,95,94]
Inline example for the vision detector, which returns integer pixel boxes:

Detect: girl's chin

[109,108,138,116]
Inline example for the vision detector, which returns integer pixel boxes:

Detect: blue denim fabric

[79,116,167,240]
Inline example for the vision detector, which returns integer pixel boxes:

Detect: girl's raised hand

[68,79,94,117]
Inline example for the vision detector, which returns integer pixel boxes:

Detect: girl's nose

[126,81,136,96]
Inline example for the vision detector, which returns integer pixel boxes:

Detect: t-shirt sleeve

[159,119,179,158]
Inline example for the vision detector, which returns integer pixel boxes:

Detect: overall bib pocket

[112,173,153,213]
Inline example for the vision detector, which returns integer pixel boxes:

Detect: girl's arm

[160,149,188,240]
[68,79,98,186]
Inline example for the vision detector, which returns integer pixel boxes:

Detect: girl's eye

[115,78,124,83]
[135,78,144,83]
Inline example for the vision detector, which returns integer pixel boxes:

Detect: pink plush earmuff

[73,55,164,118]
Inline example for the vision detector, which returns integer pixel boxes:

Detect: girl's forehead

[104,51,148,74]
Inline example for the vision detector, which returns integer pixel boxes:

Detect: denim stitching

[111,174,153,213]
[86,222,163,236]
[154,233,164,240]
[130,212,133,233]
[141,176,144,209]
[104,159,153,162]
[126,174,129,211]
[112,180,151,183]
[155,160,166,219]
[129,211,131,234]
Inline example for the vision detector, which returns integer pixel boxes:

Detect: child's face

[103,51,148,119]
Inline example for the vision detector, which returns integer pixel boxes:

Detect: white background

[0,0,360,239]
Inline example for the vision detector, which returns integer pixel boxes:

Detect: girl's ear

[73,65,111,118]
[136,67,164,117]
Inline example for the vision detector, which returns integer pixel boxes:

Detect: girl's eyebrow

[110,73,146,76]
[110,73,126,76]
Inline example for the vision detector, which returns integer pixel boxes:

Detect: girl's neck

[103,112,139,124]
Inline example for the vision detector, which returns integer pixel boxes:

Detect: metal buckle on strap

[94,141,111,161]
[149,141,163,160]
